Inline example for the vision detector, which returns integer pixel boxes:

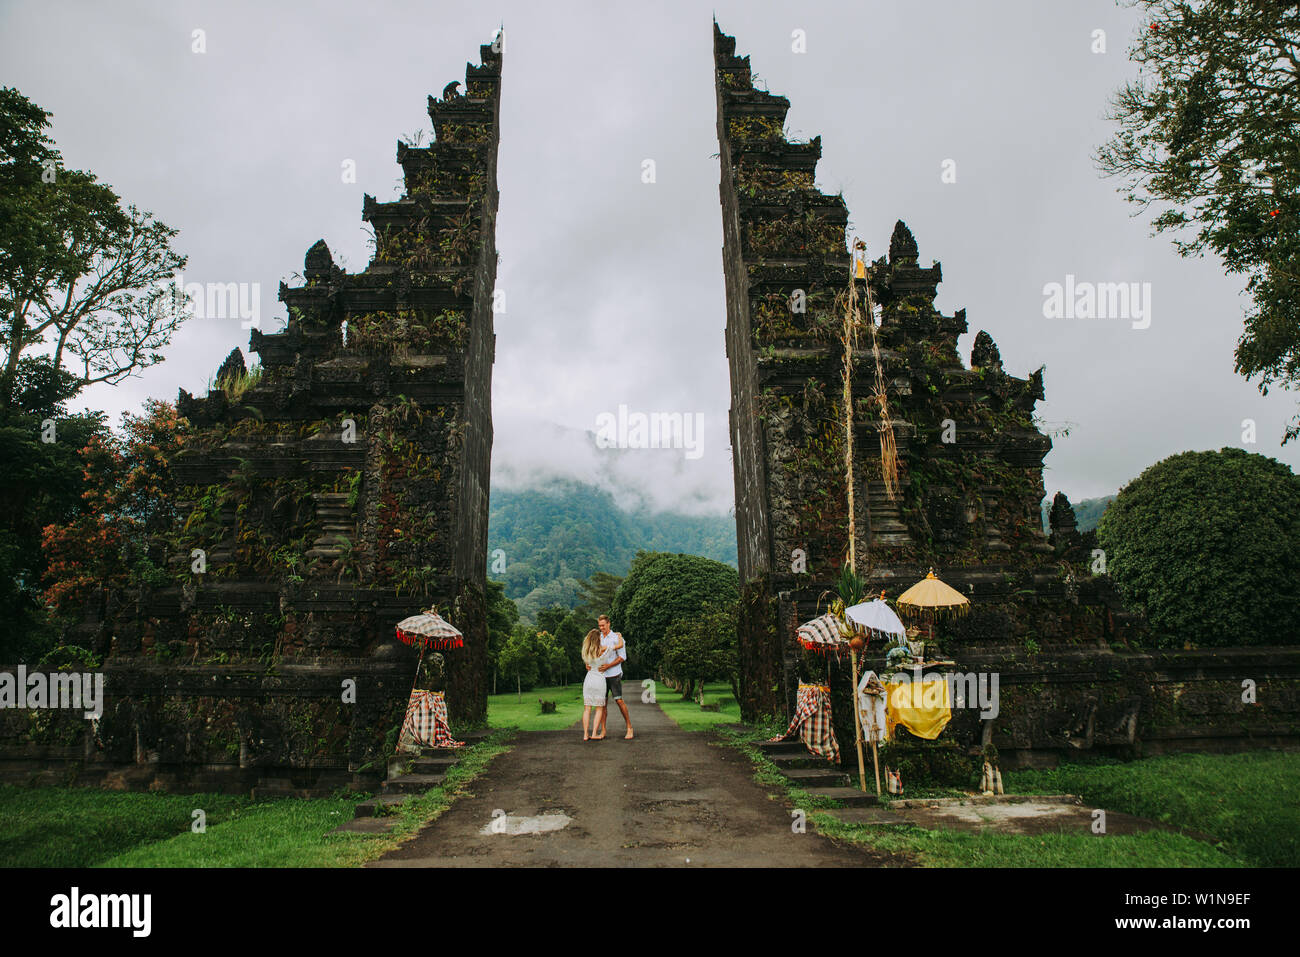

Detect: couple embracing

[580,614,634,741]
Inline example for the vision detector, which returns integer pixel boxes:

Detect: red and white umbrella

[395,609,464,651]
[795,612,850,655]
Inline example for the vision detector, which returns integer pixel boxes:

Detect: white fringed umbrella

[845,598,906,639]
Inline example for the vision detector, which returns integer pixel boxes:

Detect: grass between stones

[0,730,514,867]
[711,724,1265,867]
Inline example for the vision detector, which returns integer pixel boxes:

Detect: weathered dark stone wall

[0,41,504,795]
[713,22,1300,763]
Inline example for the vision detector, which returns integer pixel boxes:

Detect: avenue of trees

[487,553,741,703]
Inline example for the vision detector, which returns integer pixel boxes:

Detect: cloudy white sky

[4,0,1296,516]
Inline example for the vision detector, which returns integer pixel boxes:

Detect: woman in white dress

[581,628,623,741]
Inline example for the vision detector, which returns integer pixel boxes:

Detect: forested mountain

[488,479,737,622]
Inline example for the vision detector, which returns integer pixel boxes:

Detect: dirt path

[370,692,904,867]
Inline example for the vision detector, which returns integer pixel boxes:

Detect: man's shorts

[605,676,624,701]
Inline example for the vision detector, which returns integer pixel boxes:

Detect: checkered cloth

[770,682,840,764]
[397,690,464,751]
[795,613,849,656]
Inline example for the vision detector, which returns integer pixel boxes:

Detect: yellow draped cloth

[885,678,952,740]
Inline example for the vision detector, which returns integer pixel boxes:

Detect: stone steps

[780,766,851,787]
[386,754,458,777]
[770,752,840,771]
[756,739,879,805]
[307,492,357,560]
[804,786,880,807]
[867,482,912,546]
[352,793,408,817]
[346,728,495,825]
[381,772,446,794]
[755,739,808,757]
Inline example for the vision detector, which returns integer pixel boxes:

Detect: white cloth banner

[857,669,888,745]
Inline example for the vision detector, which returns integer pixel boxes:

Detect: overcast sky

[4,0,1297,516]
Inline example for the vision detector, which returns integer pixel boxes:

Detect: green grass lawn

[486,679,740,732]
[0,787,252,867]
[654,681,743,730]
[714,725,1277,867]
[1005,751,1300,867]
[0,730,513,868]
[487,683,585,730]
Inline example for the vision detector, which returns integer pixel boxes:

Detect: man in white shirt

[596,614,634,739]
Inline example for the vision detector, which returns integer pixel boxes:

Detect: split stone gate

[3,26,1297,795]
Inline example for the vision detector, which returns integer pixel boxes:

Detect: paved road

[370,691,905,867]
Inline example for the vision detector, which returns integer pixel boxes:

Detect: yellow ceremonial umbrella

[896,568,969,648]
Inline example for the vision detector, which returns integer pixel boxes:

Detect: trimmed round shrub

[1097,448,1300,647]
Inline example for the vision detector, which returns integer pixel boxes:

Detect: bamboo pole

[410,645,425,695]
[842,275,858,572]
[850,647,867,792]
[841,250,868,793]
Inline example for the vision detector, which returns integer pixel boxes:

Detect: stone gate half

[2,40,503,794]
[713,22,1300,763]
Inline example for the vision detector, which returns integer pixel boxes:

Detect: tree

[661,603,738,704]
[0,87,189,406]
[1094,1,1300,442]
[610,551,740,676]
[574,570,623,620]
[554,608,590,680]
[498,625,540,699]
[535,604,569,636]
[1097,447,1300,646]
[533,629,570,687]
[485,579,518,694]
[40,399,184,626]
[0,356,106,662]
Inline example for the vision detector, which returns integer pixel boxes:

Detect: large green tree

[661,602,739,703]
[1095,1,1300,441]
[0,86,189,405]
[1097,447,1300,646]
[609,551,740,676]
[0,356,105,662]
[0,87,189,660]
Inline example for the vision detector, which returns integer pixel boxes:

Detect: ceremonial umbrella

[393,608,467,752]
[395,608,464,695]
[795,612,851,655]
[395,609,464,650]
[845,595,906,640]
[896,569,969,648]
